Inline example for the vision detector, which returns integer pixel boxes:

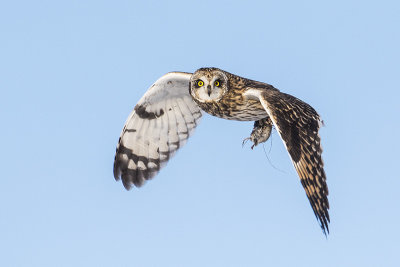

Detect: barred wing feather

[113,72,202,189]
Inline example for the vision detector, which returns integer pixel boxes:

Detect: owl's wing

[245,88,329,234]
[113,72,202,189]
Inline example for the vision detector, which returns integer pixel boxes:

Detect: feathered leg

[242,117,273,149]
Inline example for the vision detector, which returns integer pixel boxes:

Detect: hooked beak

[207,85,212,96]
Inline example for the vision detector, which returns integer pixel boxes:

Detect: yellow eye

[197,80,204,87]
[214,80,220,87]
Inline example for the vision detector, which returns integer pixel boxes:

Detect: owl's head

[190,67,229,103]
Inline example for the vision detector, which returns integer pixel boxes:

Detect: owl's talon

[244,117,273,150]
[242,137,250,147]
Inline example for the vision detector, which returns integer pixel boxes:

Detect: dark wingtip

[319,214,330,236]
[322,224,329,236]
[113,164,120,181]
[121,175,132,190]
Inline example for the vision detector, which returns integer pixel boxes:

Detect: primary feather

[113,72,202,189]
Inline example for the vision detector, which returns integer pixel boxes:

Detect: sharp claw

[242,137,250,147]
[243,118,272,150]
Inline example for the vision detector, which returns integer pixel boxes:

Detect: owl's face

[190,68,229,103]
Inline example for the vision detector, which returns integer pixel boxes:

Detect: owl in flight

[113,68,330,234]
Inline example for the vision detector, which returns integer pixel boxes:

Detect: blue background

[1,0,399,266]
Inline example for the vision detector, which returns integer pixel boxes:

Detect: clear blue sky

[1,1,399,266]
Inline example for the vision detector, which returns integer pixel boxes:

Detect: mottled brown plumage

[192,68,273,121]
[113,67,330,235]
[257,91,329,234]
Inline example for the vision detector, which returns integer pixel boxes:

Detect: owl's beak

[207,85,212,96]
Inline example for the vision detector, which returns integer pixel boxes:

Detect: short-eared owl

[113,68,330,234]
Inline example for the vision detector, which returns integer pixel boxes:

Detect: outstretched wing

[114,72,202,189]
[245,88,330,234]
